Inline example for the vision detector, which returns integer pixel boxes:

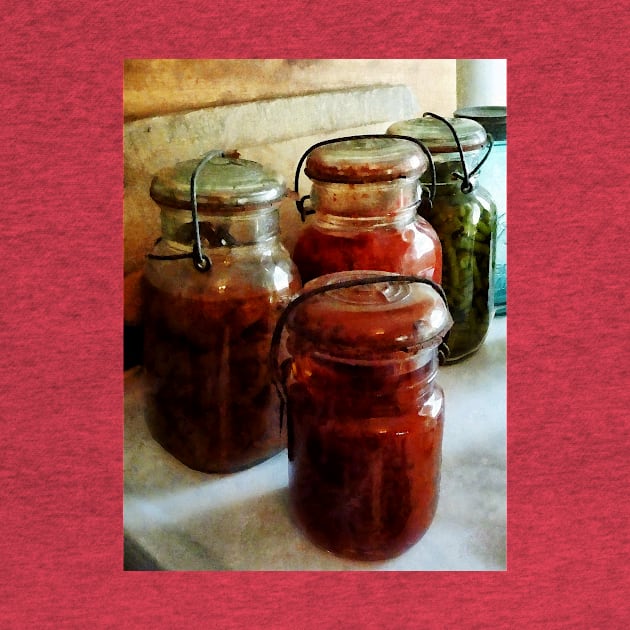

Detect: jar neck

[313,206,417,230]
[421,150,484,193]
[289,345,439,397]
[309,179,420,228]
[158,205,280,248]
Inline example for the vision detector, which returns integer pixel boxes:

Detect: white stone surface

[124,317,506,571]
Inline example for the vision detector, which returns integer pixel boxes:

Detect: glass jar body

[292,179,442,284]
[478,139,506,314]
[453,107,507,315]
[286,347,444,561]
[142,206,301,473]
[421,156,497,363]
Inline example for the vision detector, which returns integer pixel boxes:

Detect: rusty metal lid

[304,136,429,184]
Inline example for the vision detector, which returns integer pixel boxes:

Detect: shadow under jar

[143,152,301,473]
[291,136,442,284]
[274,271,452,561]
[387,115,497,363]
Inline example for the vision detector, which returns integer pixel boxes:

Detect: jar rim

[454,106,507,141]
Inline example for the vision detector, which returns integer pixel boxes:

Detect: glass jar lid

[387,117,488,153]
[150,154,286,211]
[304,136,429,184]
[286,271,452,358]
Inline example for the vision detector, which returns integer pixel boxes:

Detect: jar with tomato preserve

[387,114,497,363]
[143,151,301,473]
[291,135,442,284]
[271,271,452,561]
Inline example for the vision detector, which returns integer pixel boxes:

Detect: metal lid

[150,154,286,211]
[286,271,452,358]
[304,136,428,184]
[387,116,488,153]
[454,106,507,142]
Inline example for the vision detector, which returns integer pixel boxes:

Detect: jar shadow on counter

[440,323,506,371]
[148,486,403,571]
[124,324,144,370]
[124,368,243,495]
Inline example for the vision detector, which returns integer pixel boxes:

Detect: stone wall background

[124,59,456,122]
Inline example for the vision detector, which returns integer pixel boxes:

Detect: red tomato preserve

[143,281,298,472]
[292,136,442,284]
[277,271,452,561]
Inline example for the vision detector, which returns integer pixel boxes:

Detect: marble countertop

[123,316,506,571]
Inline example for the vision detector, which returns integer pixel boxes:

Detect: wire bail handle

[269,274,451,439]
[146,150,225,269]
[188,150,228,272]
[422,112,493,195]
[293,134,437,222]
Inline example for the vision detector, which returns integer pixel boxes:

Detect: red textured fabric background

[1,1,628,628]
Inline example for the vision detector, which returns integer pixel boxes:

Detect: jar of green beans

[387,114,497,363]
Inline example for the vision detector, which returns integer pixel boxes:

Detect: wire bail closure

[293,134,437,223]
[145,150,225,272]
[190,150,226,272]
[269,274,451,434]
[422,112,493,195]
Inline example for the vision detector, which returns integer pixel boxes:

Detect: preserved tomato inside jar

[277,271,452,560]
[291,136,442,284]
[143,269,299,472]
[287,352,444,560]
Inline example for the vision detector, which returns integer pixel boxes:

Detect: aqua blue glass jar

[455,107,507,315]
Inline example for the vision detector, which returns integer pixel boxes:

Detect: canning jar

[271,271,452,561]
[143,151,301,473]
[387,114,497,363]
[291,135,442,284]
[454,106,507,315]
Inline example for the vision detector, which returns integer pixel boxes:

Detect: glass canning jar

[291,135,442,284]
[387,114,497,363]
[454,106,507,315]
[143,151,301,473]
[271,271,453,561]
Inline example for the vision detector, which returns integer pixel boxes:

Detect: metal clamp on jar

[143,151,301,473]
[271,271,452,561]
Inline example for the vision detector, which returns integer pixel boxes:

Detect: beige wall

[124,59,456,121]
